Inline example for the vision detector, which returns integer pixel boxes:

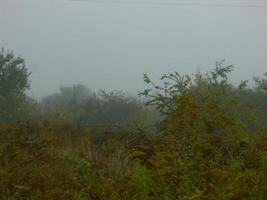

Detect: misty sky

[0,0,267,98]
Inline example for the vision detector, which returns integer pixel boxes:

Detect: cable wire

[67,0,267,8]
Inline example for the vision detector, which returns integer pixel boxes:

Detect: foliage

[2,96,266,199]
[140,60,238,116]
[140,61,267,131]
[0,49,32,122]
[0,48,30,97]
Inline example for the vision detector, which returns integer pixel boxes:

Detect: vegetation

[39,86,159,128]
[0,49,35,123]
[0,50,267,199]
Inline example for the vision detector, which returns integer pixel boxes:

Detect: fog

[0,0,266,98]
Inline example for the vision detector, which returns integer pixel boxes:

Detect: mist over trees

[1,49,266,129]
[39,85,159,127]
[0,49,267,199]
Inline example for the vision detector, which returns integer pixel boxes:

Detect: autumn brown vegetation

[0,50,267,199]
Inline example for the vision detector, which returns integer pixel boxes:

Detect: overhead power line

[67,0,267,8]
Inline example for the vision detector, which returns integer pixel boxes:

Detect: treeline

[0,49,267,199]
[39,86,159,128]
[0,49,159,128]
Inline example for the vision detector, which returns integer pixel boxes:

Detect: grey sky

[0,0,266,97]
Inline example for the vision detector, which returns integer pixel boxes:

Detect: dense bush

[0,98,266,199]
